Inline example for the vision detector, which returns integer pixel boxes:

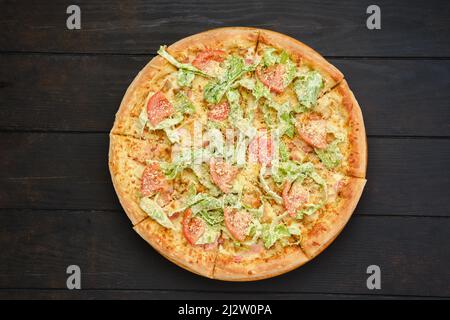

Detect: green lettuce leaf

[315,141,343,169]
[139,197,174,229]
[177,69,195,87]
[261,223,290,249]
[259,166,283,204]
[294,70,324,109]
[174,92,195,114]
[204,55,255,104]
[157,45,209,77]
[195,224,220,245]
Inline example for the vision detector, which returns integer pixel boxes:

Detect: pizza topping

[256,64,286,94]
[297,119,328,149]
[157,45,209,78]
[282,180,310,217]
[139,197,174,229]
[141,162,168,196]
[294,70,324,109]
[248,129,275,165]
[192,49,226,71]
[209,158,239,193]
[204,55,256,104]
[224,208,252,241]
[146,91,175,126]
[315,140,344,169]
[182,209,206,245]
[208,101,230,121]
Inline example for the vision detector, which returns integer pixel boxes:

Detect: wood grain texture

[0,55,449,136]
[0,210,449,297]
[0,0,449,56]
[0,289,440,300]
[0,133,448,217]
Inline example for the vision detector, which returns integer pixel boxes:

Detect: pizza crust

[133,217,218,278]
[336,80,368,178]
[213,245,309,281]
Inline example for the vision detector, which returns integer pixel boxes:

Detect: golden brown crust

[213,245,309,281]
[257,29,344,92]
[133,217,218,278]
[164,27,259,63]
[336,80,368,178]
[301,177,366,258]
[109,134,148,225]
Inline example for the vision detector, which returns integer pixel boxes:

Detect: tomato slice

[182,209,205,245]
[146,91,175,126]
[282,181,310,217]
[297,119,328,149]
[207,101,230,121]
[209,158,238,193]
[141,163,167,197]
[248,129,275,165]
[192,49,226,71]
[224,208,252,242]
[256,64,286,93]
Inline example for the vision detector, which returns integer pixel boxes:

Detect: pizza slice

[299,176,366,258]
[255,29,343,106]
[109,134,172,225]
[111,27,260,140]
[293,80,367,178]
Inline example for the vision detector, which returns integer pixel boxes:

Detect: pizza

[109,27,367,280]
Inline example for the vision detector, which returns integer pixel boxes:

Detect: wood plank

[0,133,448,217]
[0,210,449,297]
[1,55,449,136]
[0,0,448,56]
[0,289,438,300]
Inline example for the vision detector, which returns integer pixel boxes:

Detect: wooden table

[0,0,449,300]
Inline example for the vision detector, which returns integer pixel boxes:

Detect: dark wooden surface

[0,0,449,300]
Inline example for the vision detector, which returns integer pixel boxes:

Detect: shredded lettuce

[177,69,195,87]
[315,141,343,169]
[279,141,290,162]
[158,45,209,77]
[261,223,290,249]
[150,113,184,130]
[139,197,174,229]
[259,166,283,204]
[204,55,256,104]
[174,92,195,114]
[191,164,221,196]
[294,71,324,109]
[159,160,187,180]
[262,48,279,67]
[197,210,224,226]
[271,160,314,186]
[137,107,149,135]
[195,224,220,245]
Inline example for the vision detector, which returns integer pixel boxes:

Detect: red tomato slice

[192,49,226,71]
[297,119,328,149]
[256,64,286,93]
[282,181,310,217]
[146,91,175,126]
[208,101,230,121]
[141,163,167,197]
[248,129,275,165]
[182,209,205,245]
[209,158,238,193]
[224,208,252,242]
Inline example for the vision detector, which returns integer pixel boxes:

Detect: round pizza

[109,27,367,281]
